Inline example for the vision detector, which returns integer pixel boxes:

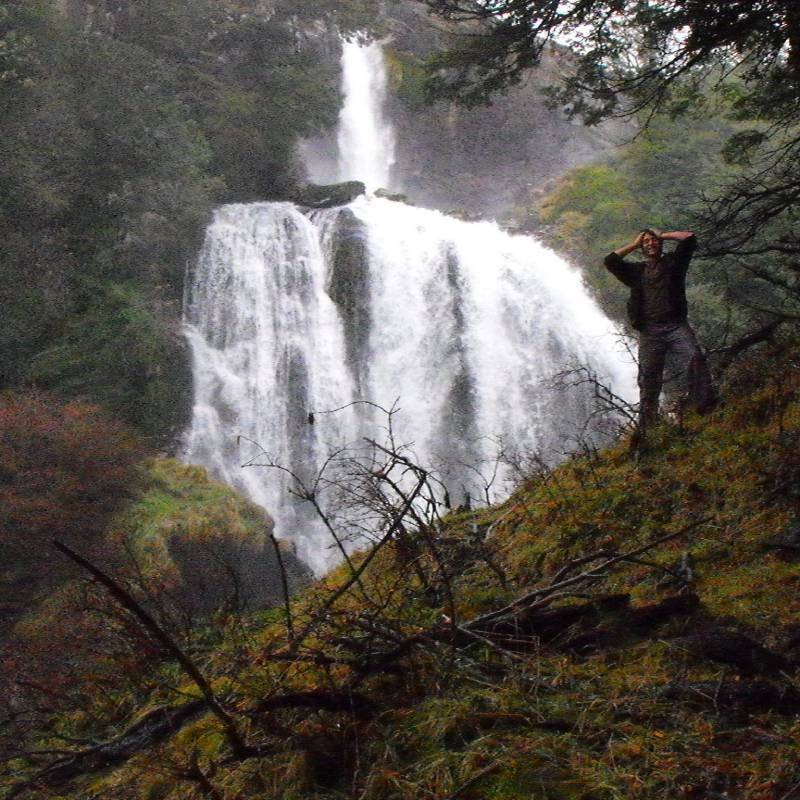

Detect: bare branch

[464,517,710,632]
[51,540,254,760]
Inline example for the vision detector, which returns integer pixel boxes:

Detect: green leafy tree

[26,285,191,444]
[424,0,800,337]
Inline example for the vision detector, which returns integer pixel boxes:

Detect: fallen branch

[337,524,709,683]
[7,701,206,797]
[445,761,502,800]
[464,518,710,632]
[253,690,377,719]
[679,624,793,675]
[52,540,255,760]
[662,680,800,715]
[346,591,698,690]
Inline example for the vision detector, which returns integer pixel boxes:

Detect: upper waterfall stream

[337,40,396,191]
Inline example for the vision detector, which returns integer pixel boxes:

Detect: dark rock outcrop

[325,209,371,393]
[374,188,410,203]
[167,520,312,618]
[292,181,366,209]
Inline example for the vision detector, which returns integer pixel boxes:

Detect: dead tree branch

[52,540,254,760]
[286,476,427,655]
[268,531,294,642]
[6,701,206,797]
[463,518,709,633]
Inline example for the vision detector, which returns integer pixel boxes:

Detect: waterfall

[182,203,359,574]
[337,40,396,192]
[182,40,637,574]
[183,197,636,573]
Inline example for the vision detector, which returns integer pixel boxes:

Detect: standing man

[604,228,717,436]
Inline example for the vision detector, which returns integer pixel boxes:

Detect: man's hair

[640,228,660,239]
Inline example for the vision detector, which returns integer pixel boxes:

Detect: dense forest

[1,0,377,442]
[1,0,799,798]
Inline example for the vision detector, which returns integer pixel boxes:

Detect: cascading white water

[337,40,396,192]
[183,196,636,574]
[182,203,360,573]
[349,197,636,463]
[182,40,637,574]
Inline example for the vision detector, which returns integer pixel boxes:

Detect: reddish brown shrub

[0,391,143,626]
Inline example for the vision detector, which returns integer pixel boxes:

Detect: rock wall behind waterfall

[387,2,631,217]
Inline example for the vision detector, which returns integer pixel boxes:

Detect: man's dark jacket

[603,235,697,331]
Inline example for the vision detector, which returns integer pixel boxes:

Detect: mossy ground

[11,348,800,800]
[109,457,273,572]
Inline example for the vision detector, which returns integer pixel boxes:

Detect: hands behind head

[639,228,663,241]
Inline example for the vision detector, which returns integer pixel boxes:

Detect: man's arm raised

[604,232,644,287]
[652,229,695,242]
[657,229,697,273]
[612,232,645,257]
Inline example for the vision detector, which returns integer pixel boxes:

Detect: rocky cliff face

[387,3,631,218]
[302,0,631,220]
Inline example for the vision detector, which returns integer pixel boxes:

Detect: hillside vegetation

[3,343,799,799]
[3,3,800,798]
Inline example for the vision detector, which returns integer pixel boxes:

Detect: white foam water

[183,196,635,573]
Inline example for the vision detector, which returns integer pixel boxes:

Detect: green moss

[111,457,267,559]
[385,48,429,110]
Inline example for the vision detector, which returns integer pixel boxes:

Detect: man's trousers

[638,321,716,429]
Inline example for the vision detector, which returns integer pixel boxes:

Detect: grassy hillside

[105,458,311,618]
[4,344,800,800]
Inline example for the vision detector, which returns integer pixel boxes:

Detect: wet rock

[292,181,366,208]
[374,188,410,203]
[326,209,371,393]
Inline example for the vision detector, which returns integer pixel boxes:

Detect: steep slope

[4,344,800,800]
